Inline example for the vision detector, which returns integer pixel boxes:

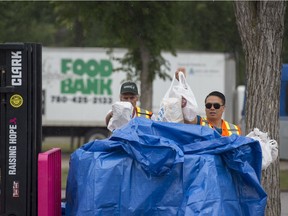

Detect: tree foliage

[52,1,181,109]
[92,2,179,79]
[1,1,288,104]
[176,2,241,52]
[0,2,56,45]
[0,1,248,86]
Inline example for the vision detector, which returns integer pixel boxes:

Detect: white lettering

[8,123,17,175]
[8,146,17,175]
[11,51,22,86]
[9,124,17,144]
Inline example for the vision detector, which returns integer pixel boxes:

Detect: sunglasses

[205,103,223,109]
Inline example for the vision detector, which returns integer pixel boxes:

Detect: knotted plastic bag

[157,72,198,122]
[107,102,134,131]
[176,72,198,121]
[157,97,183,123]
[157,74,183,123]
[246,128,278,170]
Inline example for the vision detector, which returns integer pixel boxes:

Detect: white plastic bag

[157,72,198,122]
[107,102,134,132]
[177,72,198,121]
[246,128,278,170]
[157,97,183,123]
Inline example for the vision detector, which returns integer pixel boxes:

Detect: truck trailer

[42,47,237,143]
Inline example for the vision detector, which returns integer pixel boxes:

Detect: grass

[41,138,79,154]
[62,167,69,189]
[280,170,288,191]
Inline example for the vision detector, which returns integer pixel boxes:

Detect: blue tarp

[66,118,267,216]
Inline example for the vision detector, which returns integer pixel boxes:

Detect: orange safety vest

[135,106,153,119]
[200,117,241,136]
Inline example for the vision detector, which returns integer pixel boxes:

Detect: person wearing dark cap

[105,81,155,126]
[175,68,241,136]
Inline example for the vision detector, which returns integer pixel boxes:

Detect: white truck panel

[42,48,236,127]
[42,48,127,127]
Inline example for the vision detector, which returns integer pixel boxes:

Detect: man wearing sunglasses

[195,91,241,136]
[176,69,241,136]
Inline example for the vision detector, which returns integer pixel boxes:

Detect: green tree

[53,2,99,46]
[53,1,180,110]
[101,2,180,110]
[176,2,240,51]
[176,2,245,85]
[234,1,286,215]
[0,1,57,45]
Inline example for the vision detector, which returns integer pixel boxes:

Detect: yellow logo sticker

[10,94,23,108]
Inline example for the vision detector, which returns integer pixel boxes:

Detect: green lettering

[100,60,113,77]
[61,78,112,95]
[86,59,98,78]
[100,79,112,95]
[74,79,89,94]
[61,79,74,93]
[73,59,85,76]
[87,79,98,94]
[61,59,72,74]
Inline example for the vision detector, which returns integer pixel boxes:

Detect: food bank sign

[61,58,113,95]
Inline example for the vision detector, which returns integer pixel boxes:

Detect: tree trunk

[139,42,153,111]
[234,1,286,216]
[73,18,84,47]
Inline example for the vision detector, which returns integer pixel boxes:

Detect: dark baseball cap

[120,81,138,95]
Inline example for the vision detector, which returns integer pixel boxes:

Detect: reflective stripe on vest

[201,117,240,136]
[222,120,240,136]
[136,106,153,119]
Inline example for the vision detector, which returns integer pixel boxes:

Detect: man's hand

[181,97,187,108]
[175,67,186,81]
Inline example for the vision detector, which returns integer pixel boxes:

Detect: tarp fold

[66,118,266,216]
